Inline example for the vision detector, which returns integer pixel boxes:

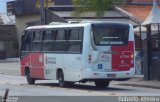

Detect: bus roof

[26,21,131,30]
[26,23,90,30]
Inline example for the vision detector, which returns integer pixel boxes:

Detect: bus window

[21,31,32,51]
[93,24,129,46]
[43,30,54,40]
[68,29,83,53]
[32,31,42,51]
[55,30,66,40]
[42,30,54,51]
[21,32,26,51]
[68,29,83,40]
[25,35,31,51]
[54,29,67,52]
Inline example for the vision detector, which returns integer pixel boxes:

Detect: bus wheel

[95,80,110,88]
[25,69,35,85]
[58,71,65,87]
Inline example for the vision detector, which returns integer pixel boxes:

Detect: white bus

[20,21,135,88]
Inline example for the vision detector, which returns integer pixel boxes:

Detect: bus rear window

[92,23,129,46]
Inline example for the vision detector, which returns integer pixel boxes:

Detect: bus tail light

[131,54,134,59]
[88,54,92,61]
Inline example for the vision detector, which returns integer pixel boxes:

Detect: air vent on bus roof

[68,21,79,24]
[49,22,68,25]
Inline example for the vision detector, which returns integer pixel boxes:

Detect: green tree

[72,0,123,18]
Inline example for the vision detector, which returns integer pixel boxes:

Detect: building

[119,0,160,50]
[0,13,18,59]
[9,0,158,50]
[122,0,160,22]
[121,0,160,79]
[7,0,140,46]
[49,0,139,25]
[7,0,41,45]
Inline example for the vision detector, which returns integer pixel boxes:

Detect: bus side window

[25,35,31,51]
[68,29,83,53]
[32,31,42,51]
[53,29,68,52]
[42,30,54,51]
[56,30,65,40]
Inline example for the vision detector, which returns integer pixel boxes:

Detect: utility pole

[40,0,45,24]
[39,0,53,24]
[144,24,152,80]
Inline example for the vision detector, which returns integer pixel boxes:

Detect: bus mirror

[92,51,100,63]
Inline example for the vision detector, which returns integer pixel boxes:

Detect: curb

[118,83,160,89]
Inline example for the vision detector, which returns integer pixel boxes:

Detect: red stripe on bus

[112,41,134,71]
[30,53,45,79]
[20,54,31,76]
[20,53,45,79]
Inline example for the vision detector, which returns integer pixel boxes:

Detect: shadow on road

[32,82,133,92]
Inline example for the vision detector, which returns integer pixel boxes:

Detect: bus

[20,21,135,88]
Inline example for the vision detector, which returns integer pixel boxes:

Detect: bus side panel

[30,53,45,79]
[20,54,31,76]
[44,53,63,80]
[63,54,83,82]
[112,41,134,71]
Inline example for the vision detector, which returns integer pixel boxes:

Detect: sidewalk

[0,58,19,63]
[112,75,160,89]
[0,58,20,76]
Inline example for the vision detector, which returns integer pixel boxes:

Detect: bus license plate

[107,74,116,78]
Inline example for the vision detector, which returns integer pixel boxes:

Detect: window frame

[26,27,84,54]
[92,23,129,46]
[53,29,68,53]
[67,28,84,54]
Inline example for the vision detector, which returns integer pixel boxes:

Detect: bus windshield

[92,23,129,46]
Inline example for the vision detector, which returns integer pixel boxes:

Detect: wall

[15,14,40,46]
[0,41,4,50]
[0,25,18,58]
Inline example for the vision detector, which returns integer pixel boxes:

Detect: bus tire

[58,71,65,87]
[95,80,110,88]
[25,68,35,85]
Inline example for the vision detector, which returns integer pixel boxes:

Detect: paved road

[0,62,20,76]
[0,74,160,97]
[1,61,160,97]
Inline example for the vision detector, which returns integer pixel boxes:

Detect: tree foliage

[72,0,122,17]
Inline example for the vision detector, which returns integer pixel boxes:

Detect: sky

[0,0,15,13]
